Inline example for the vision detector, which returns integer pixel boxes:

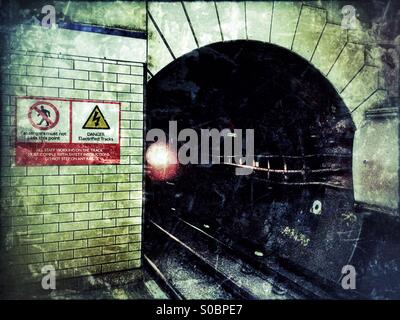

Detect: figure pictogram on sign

[37,105,51,126]
[28,101,60,130]
[82,105,110,129]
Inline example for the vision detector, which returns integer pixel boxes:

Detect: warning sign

[17,98,69,144]
[72,101,119,145]
[28,101,60,130]
[16,97,120,166]
[82,105,110,130]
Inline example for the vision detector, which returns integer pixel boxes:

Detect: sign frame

[15,96,121,166]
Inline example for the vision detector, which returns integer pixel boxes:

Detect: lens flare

[146,142,178,180]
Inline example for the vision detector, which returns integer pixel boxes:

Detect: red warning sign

[16,97,121,166]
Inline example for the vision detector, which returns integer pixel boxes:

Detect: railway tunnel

[143,40,400,299]
[0,0,399,301]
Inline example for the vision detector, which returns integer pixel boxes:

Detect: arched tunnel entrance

[143,41,397,299]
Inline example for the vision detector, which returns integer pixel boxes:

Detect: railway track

[143,213,353,300]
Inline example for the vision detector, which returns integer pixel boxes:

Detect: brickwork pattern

[0,50,144,280]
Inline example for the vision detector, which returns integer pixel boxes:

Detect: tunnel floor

[143,212,351,300]
[3,270,168,300]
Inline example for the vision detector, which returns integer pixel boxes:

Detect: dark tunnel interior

[144,41,399,299]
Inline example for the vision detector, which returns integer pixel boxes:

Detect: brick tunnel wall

[0,25,146,283]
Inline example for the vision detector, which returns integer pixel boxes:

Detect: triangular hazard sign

[82,105,110,129]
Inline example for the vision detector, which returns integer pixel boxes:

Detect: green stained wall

[0,2,146,287]
[55,1,146,31]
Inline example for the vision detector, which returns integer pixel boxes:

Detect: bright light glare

[146,142,179,181]
[146,143,175,168]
